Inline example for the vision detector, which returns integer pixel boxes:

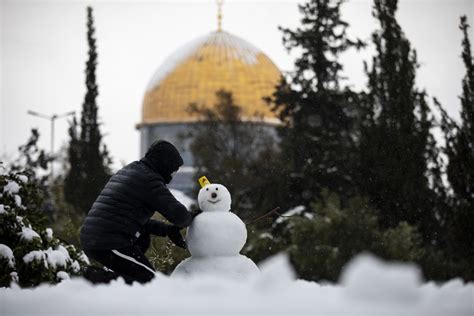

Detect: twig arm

[244,207,281,225]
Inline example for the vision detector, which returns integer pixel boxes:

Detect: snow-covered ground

[1,253,472,316]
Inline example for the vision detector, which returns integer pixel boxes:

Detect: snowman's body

[171,183,259,279]
[186,212,246,257]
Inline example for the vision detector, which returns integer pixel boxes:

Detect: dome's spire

[217,0,224,32]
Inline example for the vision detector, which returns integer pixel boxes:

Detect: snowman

[171,177,259,279]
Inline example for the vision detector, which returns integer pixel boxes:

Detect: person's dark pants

[83,233,155,284]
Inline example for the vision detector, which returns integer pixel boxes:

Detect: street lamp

[27,110,75,178]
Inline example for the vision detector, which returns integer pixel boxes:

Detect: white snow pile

[14,195,22,207]
[17,175,28,183]
[3,181,20,194]
[0,244,15,268]
[3,180,24,208]
[1,253,472,316]
[19,226,40,242]
[45,228,54,241]
[23,245,76,271]
[56,271,70,281]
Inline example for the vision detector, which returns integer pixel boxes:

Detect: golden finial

[217,0,224,31]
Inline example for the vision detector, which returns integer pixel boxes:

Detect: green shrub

[245,191,424,282]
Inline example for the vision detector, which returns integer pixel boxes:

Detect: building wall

[139,123,195,166]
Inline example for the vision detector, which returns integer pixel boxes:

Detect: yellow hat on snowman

[198,176,211,188]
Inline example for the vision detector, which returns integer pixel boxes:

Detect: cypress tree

[64,7,111,214]
[268,0,363,207]
[450,16,474,210]
[64,117,82,211]
[357,0,441,242]
[436,16,474,280]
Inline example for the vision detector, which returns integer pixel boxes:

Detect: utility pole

[27,110,75,178]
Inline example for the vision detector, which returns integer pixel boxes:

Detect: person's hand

[167,225,186,249]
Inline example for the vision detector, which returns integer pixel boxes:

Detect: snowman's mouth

[208,199,221,204]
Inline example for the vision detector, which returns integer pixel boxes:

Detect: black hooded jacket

[80,141,192,250]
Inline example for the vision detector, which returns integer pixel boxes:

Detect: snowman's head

[198,184,232,212]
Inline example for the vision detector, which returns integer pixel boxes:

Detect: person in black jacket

[80,140,194,284]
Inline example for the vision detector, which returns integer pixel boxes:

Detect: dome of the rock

[140,30,282,125]
[137,29,282,194]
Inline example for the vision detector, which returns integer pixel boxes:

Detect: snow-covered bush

[0,164,89,287]
[245,192,424,282]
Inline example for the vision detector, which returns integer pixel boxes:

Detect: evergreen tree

[64,7,111,214]
[9,129,57,221]
[268,0,363,207]
[357,0,441,243]
[11,129,51,182]
[436,16,474,280]
[10,129,51,192]
[449,16,474,212]
[187,89,287,219]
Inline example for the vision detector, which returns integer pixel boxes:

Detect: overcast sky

[1,0,473,170]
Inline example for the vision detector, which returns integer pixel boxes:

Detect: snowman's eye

[206,188,209,191]
[216,188,218,191]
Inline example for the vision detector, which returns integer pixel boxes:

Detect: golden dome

[141,31,282,125]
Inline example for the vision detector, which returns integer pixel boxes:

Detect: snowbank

[0,254,472,316]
